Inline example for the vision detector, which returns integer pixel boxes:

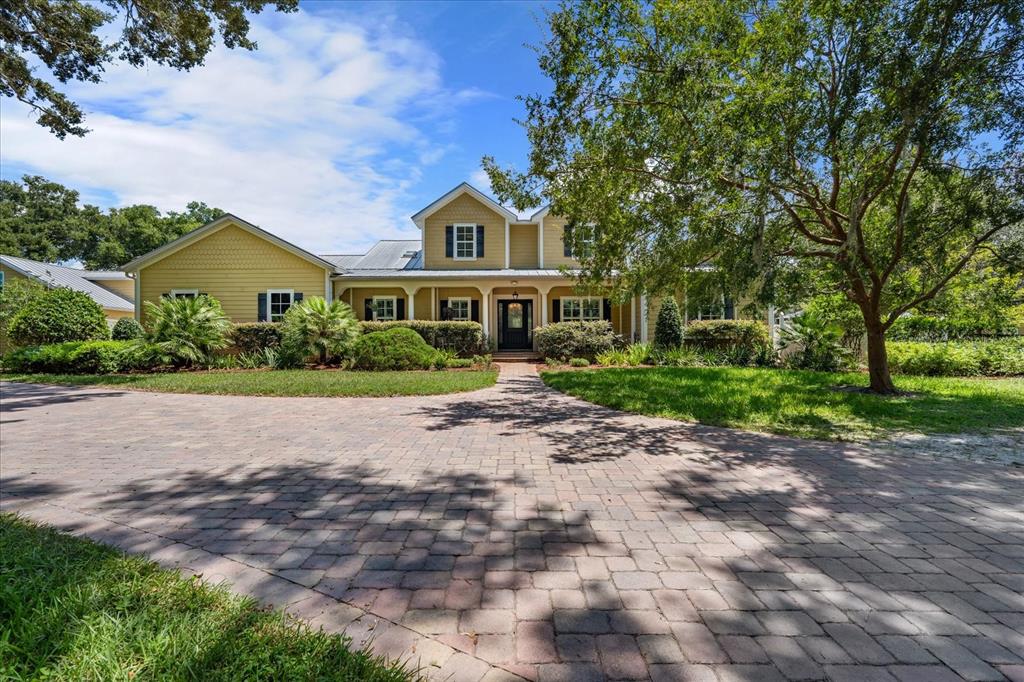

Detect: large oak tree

[485,0,1024,393]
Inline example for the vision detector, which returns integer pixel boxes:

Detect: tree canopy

[485,0,1024,392]
[0,175,224,269]
[1,0,297,138]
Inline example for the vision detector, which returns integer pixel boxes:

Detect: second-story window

[563,223,595,259]
[454,224,477,260]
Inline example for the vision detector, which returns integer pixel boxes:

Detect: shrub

[780,312,852,372]
[1,340,156,374]
[471,354,494,369]
[684,320,773,366]
[651,346,701,367]
[143,295,231,367]
[569,357,590,367]
[229,323,282,354]
[888,338,1024,377]
[111,317,144,340]
[595,349,627,366]
[446,358,473,368]
[350,327,439,370]
[889,314,1019,341]
[654,298,684,348]
[8,288,109,346]
[534,321,617,361]
[358,321,484,355]
[280,297,359,365]
[544,357,564,368]
[0,277,46,345]
[624,342,652,366]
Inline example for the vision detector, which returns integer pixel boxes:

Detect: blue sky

[0,1,555,254]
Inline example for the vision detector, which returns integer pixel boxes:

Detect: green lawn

[1,368,498,397]
[0,514,415,681]
[541,366,1024,441]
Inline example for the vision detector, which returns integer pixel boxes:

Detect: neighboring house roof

[0,254,135,312]
[410,182,519,228]
[121,214,336,272]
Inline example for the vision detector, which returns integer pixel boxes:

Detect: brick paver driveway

[2,364,1023,682]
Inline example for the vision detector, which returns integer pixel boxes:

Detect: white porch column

[541,290,549,326]
[630,296,636,341]
[640,294,649,343]
[403,286,417,320]
[480,287,493,341]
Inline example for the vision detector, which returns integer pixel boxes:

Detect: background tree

[1,0,297,138]
[485,0,1024,393]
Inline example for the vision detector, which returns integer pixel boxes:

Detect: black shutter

[471,300,480,323]
[257,293,268,322]
[445,225,454,257]
[161,292,169,299]
[724,297,735,320]
[603,299,612,321]
[563,224,573,257]
[476,225,484,258]
[199,292,208,297]
[396,298,406,320]
[552,298,560,322]
[364,298,373,320]
[439,298,449,320]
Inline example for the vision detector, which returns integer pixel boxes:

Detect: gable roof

[121,214,336,272]
[410,182,519,228]
[0,255,135,312]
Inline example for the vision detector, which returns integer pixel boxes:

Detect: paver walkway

[2,364,1023,682]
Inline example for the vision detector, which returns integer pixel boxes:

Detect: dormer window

[454,224,477,260]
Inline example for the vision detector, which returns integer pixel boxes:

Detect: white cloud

[0,8,480,254]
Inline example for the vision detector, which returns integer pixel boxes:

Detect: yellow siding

[541,215,580,269]
[508,224,538,268]
[138,223,327,323]
[91,277,135,301]
[423,194,506,269]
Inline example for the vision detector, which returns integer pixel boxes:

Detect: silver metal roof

[1,255,135,311]
[323,240,423,272]
[334,268,576,280]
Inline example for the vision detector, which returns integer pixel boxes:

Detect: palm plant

[142,295,232,367]
[780,310,852,372]
[280,297,359,365]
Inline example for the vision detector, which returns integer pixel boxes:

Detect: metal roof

[0,255,135,311]
[334,268,576,280]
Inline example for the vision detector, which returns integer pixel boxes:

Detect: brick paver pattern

[2,364,1023,682]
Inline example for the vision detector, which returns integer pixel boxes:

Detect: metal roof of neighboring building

[0,254,135,311]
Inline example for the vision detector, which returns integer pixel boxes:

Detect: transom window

[268,289,294,322]
[561,296,602,322]
[170,289,198,299]
[447,297,470,321]
[373,296,397,321]
[454,224,477,260]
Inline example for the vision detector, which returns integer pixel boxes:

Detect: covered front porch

[334,276,646,351]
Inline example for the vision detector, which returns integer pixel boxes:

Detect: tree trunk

[864,321,897,394]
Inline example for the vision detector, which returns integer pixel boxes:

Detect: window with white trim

[447,297,470,321]
[170,289,198,299]
[268,289,294,322]
[372,296,397,321]
[454,224,477,260]
[565,224,595,259]
[561,296,602,322]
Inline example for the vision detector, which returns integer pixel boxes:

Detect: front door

[498,299,532,350]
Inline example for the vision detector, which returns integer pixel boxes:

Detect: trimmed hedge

[8,288,109,346]
[889,314,1018,341]
[111,317,145,340]
[2,340,156,374]
[230,322,283,354]
[684,320,775,367]
[359,320,484,356]
[888,338,1024,377]
[350,327,439,370]
[534,321,617,361]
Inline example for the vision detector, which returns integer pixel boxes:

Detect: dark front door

[498,299,532,350]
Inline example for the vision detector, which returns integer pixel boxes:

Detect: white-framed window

[170,289,199,299]
[447,297,471,321]
[268,289,294,322]
[372,296,397,321]
[454,223,477,260]
[564,223,595,259]
[561,296,602,322]
[692,295,729,320]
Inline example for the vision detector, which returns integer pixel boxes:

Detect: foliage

[350,327,439,371]
[433,348,459,370]
[142,295,231,367]
[236,348,279,370]
[0,276,45,343]
[653,298,684,348]
[485,0,1024,393]
[446,358,473,368]
[569,357,590,367]
[2,340,155,374]
[685,321,771,354]
[534,320,617,361]
[8,287,108,346]
[889,314,1020,341]
[110,317,144,341]
[595,349,627,366]
[0,514,416,681]
[801,294,868,352]
[280,297,359,365]
[624,342,652,366]
[359,320,484,356]
[541,367,1024,442]
[229,322,283,354]
[471,354,494,369]
[780,312,853,372]
[2,0,298,139]
[888,339,1024,377]
[650,347,703,368]
[544,357,564,368]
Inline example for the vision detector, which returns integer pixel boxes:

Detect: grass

[0,514,415,681]
[1,368,498,397]
[541,366,1024,441]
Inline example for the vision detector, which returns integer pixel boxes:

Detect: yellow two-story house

[123,183,745,352]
